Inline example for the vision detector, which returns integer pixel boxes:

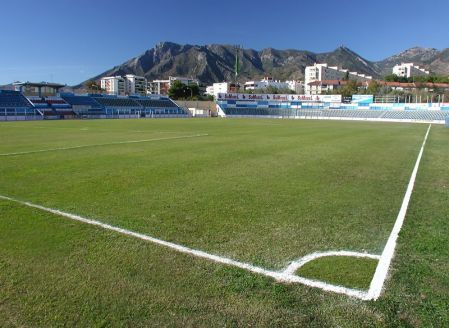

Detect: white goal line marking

[0,134,209,157]
[367,123,431,300]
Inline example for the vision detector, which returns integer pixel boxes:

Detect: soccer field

[0,118,448,326]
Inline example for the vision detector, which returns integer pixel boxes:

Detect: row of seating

[26,96,71,109]
[322,110,384,119]
[224,106,449,122]
[297,109,448,121]
[0,91,32,108]
[134,99,178,108]
[1,91,187,119]
[93,97,141,108]
[61,94,184,112]
[61,95,102,107]
[91,107,187,116]
[92,97,180,109]
[381,110,447,120]
[27,97,48,104]
[224,107,295,117]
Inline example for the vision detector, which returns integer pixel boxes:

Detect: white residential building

[304,63,372,94]
[285,80,304,94]
[100,76,126,95]
[205,85,215,96]
[244,77,290,91]
[124,75,147,95]
[206,79,302,97]
[169,76,198,86]
[392,63,430,78]
[205,82,236,97]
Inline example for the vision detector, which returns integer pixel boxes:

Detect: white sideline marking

[366,124,431,300]
[0,194,371,300]
[0,134,209,157]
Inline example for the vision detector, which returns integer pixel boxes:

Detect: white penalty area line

[367,123,432,300]
[0,194,373,300]
[0,134,209,157]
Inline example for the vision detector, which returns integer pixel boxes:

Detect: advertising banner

[217,93,342,102]
[352,95,374,104]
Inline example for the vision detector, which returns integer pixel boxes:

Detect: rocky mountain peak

[80,42,449,87]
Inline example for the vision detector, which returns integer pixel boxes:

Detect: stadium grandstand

[64,94,188,118]
[0,90,41,120]
[0,87,189,121]
[216,93,449,123]
[3,87,448,123]
[21,96,76,119]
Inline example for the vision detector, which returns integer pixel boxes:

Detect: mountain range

[63,42,449,86]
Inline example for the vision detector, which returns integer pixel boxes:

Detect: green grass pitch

[0,118,448,326]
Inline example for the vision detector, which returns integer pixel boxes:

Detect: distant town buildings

[147,76,199,95]
[206,82,233,98]
[205,82,241,97]
[97,62,434,98]
[205,78,303,97]
[304,63,372,94]
[392,63,430,78]
[285,80,304,94]
[243,77,304,93]
[307,80,371,95]
[244,77,288,91]
[100,75,199,96]
[100,75,147,96]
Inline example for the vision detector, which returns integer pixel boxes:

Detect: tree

[168,81,200,100]
[383,74,407,83]
[84,80,100,91]
[168,80,188,100]
[366,80,380,95]
[265,86,280,94]
[339,80,358,98]
[187,83,200,99]
[383,74,397,82]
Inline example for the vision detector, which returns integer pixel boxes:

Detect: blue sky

[1,0,448,85]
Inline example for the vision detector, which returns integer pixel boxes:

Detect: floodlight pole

[234,45,241,91]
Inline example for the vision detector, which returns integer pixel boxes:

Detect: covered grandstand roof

[13,81,66,88]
